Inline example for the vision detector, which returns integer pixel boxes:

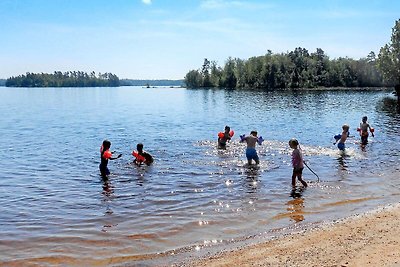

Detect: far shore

[180,202,400,267]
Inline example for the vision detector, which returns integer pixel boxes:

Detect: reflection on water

[272,188,306,223]
[337,153,350,172]
[0,87,399,265]
[101,176,115,233]
[376,96,400,120]
[242,176,260,194]
[102,176,114,198]
[288,188,306,223]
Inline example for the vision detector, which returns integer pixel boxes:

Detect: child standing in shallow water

[333,124,350,151]
[358,116,374,145]
[217,125,234,149]
[99,140,122,177]
[289,138,307,187]
[240,130,263,165]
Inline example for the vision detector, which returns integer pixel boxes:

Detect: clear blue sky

[0,0,399,79]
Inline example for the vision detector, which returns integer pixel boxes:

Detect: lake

[0,86,399,266]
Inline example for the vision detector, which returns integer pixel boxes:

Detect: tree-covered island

[185,49,383,89]
[6,71,120,87]
[185,19,400,92]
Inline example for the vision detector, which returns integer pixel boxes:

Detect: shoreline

[179,202,400,267]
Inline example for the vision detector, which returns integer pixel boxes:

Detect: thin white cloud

[142,0,152,5]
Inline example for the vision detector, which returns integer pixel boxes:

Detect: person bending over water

[132,143,154,166]
[99,140,122,177]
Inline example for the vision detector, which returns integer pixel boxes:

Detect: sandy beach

[184,203,400,267]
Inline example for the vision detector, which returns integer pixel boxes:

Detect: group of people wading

[99,115,375,189]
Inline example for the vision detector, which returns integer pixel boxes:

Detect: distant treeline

[185,48,387,89]
[0,79,5,86]
[120,79,184,87]
[6,71,120,87]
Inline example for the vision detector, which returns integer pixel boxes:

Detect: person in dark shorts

[289,138,307,187]
[99,140,122,177]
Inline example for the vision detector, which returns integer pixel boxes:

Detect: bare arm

[110,153,122,160]
[369,125,375,137]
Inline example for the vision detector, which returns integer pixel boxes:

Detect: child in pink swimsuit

[289,138,307,187]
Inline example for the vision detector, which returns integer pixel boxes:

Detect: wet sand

[183,203,400,267]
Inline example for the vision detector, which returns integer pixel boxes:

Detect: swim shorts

[246,148,259,162]
[337,142,345,151]
[99,164,110,176]
[361,132,369,145]
[218,141,227,149]
[293,167,304,175]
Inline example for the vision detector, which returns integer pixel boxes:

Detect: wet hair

[101,140,111,157]
[362,116,367,122]
[137,143,144,152]
[225,125,230,131]
[250,130,257,135]
[342,124,350,130]
[289,138,299,147]
[102,140,111,149]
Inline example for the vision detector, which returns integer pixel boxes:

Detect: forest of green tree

[6,71,120,87]
[184,48,386,89]
[186,18,400,91]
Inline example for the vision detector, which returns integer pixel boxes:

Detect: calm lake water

[0,86,399,266]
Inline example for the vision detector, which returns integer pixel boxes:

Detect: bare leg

[292,172,296,187]
[298,173,308,187]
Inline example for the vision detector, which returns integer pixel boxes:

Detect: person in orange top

[99,140,122,177]
[132,143,154,166]
[217,125,234,149]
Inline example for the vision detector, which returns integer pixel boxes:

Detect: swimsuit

[337,142,345,150]
[99,163,110,176]
[218,132,231,149]
[293,167,304,175]
[246,148,259,162]
[100,147,112,176]
[361,131,369,145]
